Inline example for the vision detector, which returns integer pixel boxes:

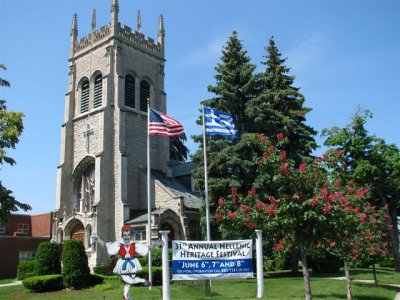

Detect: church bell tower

[53,0,168,267]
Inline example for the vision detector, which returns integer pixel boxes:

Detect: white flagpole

[202,105,211,241]
[147,101,152,288]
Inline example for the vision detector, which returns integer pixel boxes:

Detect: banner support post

[160,230,170,300]
[255,229,264,298]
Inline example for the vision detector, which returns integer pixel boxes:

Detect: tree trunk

[291,249,299,274]
[390,208,400,271]
[344,260,353,300]
[299,244,312,300]
[377,189,400,271]
[372,262,378,286]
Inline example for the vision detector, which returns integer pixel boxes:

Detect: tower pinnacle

[158,14,165,43]
[137,10,142,33]
[92,9,96,32]
[70,13,78,58]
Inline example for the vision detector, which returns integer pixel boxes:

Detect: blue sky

[1,0,399,215]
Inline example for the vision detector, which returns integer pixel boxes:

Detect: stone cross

[83,123,94,153]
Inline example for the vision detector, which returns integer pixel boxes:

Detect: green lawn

[0,268,399,300]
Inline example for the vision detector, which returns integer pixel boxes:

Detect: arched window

[80,79,89,113]
[140,80,150,112]
[73,165,95,213]
[125,75,135,108]
[93,74,102,108]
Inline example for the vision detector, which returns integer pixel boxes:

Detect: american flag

[148,108,184,138]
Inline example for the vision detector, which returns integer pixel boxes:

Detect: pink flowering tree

[215,133,389,300]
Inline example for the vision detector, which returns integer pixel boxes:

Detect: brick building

[52,0,201,269]
[0,213,52,279]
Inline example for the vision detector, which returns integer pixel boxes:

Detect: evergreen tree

[169,133,189,162]
[322,109,400,271]
[203,31,257,134]
[192,32,257,238]
[246,37,317,164]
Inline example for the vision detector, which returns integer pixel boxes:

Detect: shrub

[93,256,118,276]
[311,260,341,273]
[17,260,36,280]
[34,242,61,276]
[377,257,394,268]
[61,240,90,289]
[22,274,64,293]
[138,247,171,267]
[87,273,104,287]
[273,252,290,271]
[137,266,162,286]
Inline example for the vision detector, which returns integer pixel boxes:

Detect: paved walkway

[0,280,22,287]
[330,276,400,300]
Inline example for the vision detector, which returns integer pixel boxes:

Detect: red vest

[119,243,136,257]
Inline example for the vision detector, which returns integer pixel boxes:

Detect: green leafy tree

[0,63,30,223]
[246,37,317,164]
[215,133,389,300]
[322,109,400,271]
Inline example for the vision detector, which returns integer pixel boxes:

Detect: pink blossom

[241,205,249,213]
[268,145,275,153]
[360,212,367,223]
[256,201,264,210]
[322,204,331,215]
[248,188,256,196]
[247,222,256,230]
[298,163,306,173]
[258,133,267,145]
[263,152,269,159]
[231,187,238,196]
[268,196,277,205]
[279,163,289,176]
[218,199,225,206]
[227,212,237,219]
[277,133,284,141]
[214,212,224,222]
[310,197,318,206]
[356,188,369,198]
[279,151,287,161]
[273,238,285,251]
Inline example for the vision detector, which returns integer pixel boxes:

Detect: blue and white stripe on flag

[204,106,238,137]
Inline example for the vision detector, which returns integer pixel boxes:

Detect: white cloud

[286,32,329,73]
[174,36,226,69]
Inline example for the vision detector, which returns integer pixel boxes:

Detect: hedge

[61,240,90,289]
[17,260,36,280]
[35,241,61,276]
[137,266,163,286]
[22,274,64,293]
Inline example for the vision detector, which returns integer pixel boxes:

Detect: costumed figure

[95,225,151,300]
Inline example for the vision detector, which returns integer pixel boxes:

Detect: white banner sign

[172,240,253,280]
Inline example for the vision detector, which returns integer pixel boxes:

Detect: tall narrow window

[80,80,89,113]
[140,80,150,112]
[125,75,135,108]
[93,74,102,108]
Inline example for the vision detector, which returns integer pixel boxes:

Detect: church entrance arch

[70,221,85,245]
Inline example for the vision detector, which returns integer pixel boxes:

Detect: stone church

[52,0,201,267]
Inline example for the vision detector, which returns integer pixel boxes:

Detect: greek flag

[204,106,238,137]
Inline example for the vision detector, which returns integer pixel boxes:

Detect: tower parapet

[72,2,163,59]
